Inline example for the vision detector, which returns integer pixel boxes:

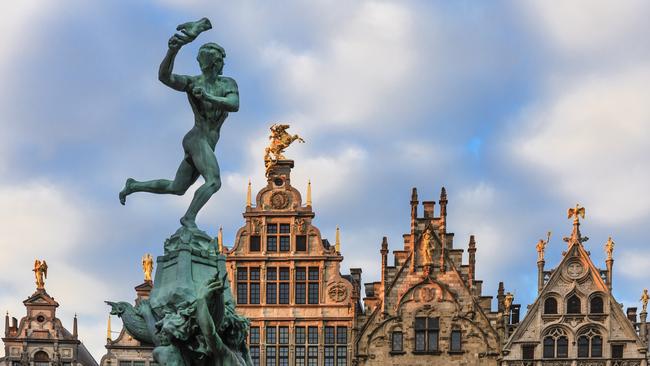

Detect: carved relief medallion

[270,191,290,209]
[420,287,436,302]
[566,261,584,279]
[328,282,348,302]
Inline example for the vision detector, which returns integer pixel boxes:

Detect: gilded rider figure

[264,124,304,176]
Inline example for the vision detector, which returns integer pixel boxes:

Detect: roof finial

[335,226,341,253]
[307,179,312,206]
[218,227,224,253]
[106,315,112,342]
[565,204,586,245]
[33,259,48,291]
[246,179,252,207]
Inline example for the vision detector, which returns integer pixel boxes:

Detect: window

[612,344,624,359]
[119,362,131,366]
[296,267,307,304]
[250,268,260,304]
[337,327,347,366]
[577,328,602,358]
[450,329,462,352]
[250,235,261,252]
[237,267,248,304]
[267,223,291,252]
[307,329,318,366]
[325,326,335,366]
[296,235,307,251]
[567,295,581,314]
[266,326,289,366]
[237,267,259,304]
[543,328,568,359]
[133,362,144,366]
[414,317,439,352]
[250,327,260,366]
[308,267,319,304]
[522,345,535,360]
[590,296,604,314]
[391,331,403,352]
[544,298,558,314]
[266,267,289,304]
[295,327,306,366]
[33,352,50,366]
[279,268,290,304]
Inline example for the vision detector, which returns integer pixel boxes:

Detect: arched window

[567,295,581,314]
[590,296,604,314]
[33,351,49,366]
[577,327,603,358]
[542,328,569,359]
[544,298,558,314]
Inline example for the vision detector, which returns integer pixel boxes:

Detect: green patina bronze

[119,16,239,230]
[109,18,252,366]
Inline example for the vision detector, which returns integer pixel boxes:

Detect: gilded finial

[641,289,649,313]
[218,227,224,253]
[567,204,585,224]
[106,315,112,342]
[142,254,154,283]
[306,179,312,206]
[536,231,551,262]
[504,292,514,312]
[246,179,252,207]
[33,259,48,290]
[335,226,340,253]
[605,237,615,260]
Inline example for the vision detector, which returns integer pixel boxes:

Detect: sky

[1,0,649,360]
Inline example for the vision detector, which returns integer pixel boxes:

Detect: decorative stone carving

[270,191,290,209]
[328,282,348,302]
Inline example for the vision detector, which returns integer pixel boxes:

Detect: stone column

[640,310,648,349]
[606,257,614,292]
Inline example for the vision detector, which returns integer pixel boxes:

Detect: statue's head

[197,43,226,74]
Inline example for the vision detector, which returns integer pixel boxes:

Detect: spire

[4,311,8,336]
[335,226,341,253]
[306,179,312,206]
[246,179,252,207]
[410,187,418,221]
[73,314,78,338]
[468,235,476,288]
[218,227,224,253]
[106,315,112,342]
[439,187,448,219]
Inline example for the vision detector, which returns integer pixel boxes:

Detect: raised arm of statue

[158,37,192,92]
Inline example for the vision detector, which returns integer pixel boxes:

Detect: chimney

[423,201,435,218]
[627,307,638,323]
[468,236,477,289]
[350,268,362,286]
[73,314,78,338]
[497,282,505,313]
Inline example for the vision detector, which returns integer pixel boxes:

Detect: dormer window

[567,295,581,314]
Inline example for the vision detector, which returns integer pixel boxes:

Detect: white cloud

[261,1,417,128]
[512,65,650,223]
[617,249,650,281]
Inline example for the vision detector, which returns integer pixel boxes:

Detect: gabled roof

[23,289,59,307]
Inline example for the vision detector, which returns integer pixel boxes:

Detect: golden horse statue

[264,124,304,176]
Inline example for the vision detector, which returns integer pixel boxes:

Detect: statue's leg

[119,159,199,205]
[180,142,220,228]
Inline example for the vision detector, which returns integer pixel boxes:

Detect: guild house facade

[225,159,361,366]
[501,207,649,366]
[1,263,97,366]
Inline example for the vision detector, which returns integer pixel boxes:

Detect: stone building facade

[99,281,155,366]
[1,269,97,366]
[501,210,650,366]
[353,187,508,366]
[226,160,361,366]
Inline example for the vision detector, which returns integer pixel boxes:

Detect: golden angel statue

[536,232,551,261]
[641,288,649,313]
[142,254,154,282]
[264,124,304,176]
[604,237,615,260]
[33,259,48,290]
[421,228,435,267]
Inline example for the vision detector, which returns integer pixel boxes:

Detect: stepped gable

[502,206,649,364]
[354,187,506,366]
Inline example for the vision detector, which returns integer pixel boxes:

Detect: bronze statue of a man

[119,18,239,229]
